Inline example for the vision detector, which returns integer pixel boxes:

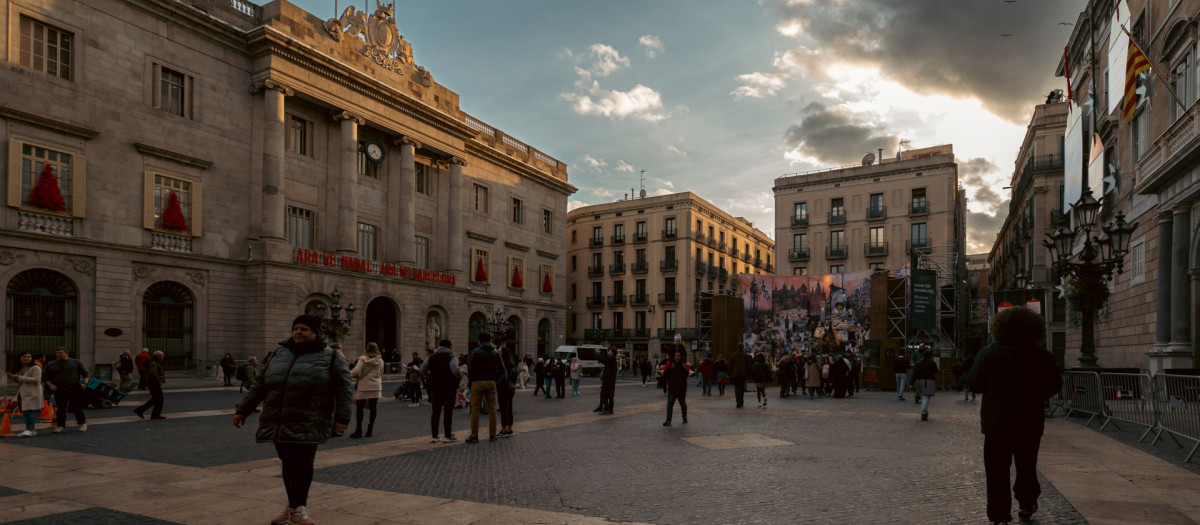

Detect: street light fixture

[1043,188,1138,368]
[483,306,513,347]
[314,286,355,342]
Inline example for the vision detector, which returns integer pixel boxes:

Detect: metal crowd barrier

[1150,374,1200,464]
[1097,372,1157,442]
[1061,371,1109,428]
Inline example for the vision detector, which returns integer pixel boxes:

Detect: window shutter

[143,171,155,229]
[7,140,21,208]
[191,180,203,237]
[70,153,86,218]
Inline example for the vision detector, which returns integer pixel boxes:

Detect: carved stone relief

[67,258,93,275]
[187,271,207,287]
[324,1,416,73]
[133,266,154,279]
[0,251,21,265]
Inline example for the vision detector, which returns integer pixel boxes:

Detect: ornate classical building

[0,0,574,371]
[565,192,774,360]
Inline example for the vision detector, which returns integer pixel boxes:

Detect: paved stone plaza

[1,378,1198,524]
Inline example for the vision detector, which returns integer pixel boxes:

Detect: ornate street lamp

[1044,187,1138,368]
[315,287,355,342]
[483,306,512,347]
[1015,271,1028,290]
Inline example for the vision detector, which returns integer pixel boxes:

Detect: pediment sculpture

[324,0,417,73]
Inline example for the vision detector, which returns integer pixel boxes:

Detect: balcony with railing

[791,215,809,227]
[864,242,888,257]
[706,236,716,248]
[585,296,604,308]
[765,263,773,272]
[695,261,708,275]
[828,210,847,224]
[611,234,625,245]
[631,261,649,274]
[633,231,648,243]
[741,253,750,263]
[18,211,75,237]
[607,294,627,307]
[754,257,763,268]
[629,293,649,306]
[1136,99,1200,190]
[609,263,626,276]
[730,247,739,258]
[906,239,930,254]
[788,248,810,261]
[463,113,566,181]
[909,201,928,215]
[660,259,678,272]
[695,232,707,244]
[589,236,604,248]
[662,228,678,240]
[719,268,729,280]
[633,328,650,338]
[717,241,726,252]
[658,292,680,305]
[867,206,887,221]
[826,245,848,259]
[587,265,603,277]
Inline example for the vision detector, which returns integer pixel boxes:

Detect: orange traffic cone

[0,411,12,437]
[39,400,54,422]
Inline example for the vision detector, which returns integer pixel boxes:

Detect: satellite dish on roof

[861,152,876,166]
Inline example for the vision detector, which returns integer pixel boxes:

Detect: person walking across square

[661,349,691,426]
[422,339,461,443]
[596,347,617,414]
[465,333,503,443]
[134,351,168,420]
[728,344,752,408]
[892,351,910,401]
[43,347,88,432]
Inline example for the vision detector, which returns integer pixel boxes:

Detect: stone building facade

[1055,0,1196,370]
[773,144,966,276]
[565,192,774,360]
[0,0,574,371]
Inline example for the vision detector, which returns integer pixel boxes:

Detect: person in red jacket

[661,348,692,426]
[697,354,716,396]
[134,348,151,390]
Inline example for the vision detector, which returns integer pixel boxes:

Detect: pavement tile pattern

[6,507,182,525]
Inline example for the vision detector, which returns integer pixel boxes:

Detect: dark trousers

[554,377,565,397]
[599,380,615,412]
[732,377,746,406]
[53,387,86,427]
[137,369,147,390]
[274,442,318,508]
[354,397,378,434]
[430,388,455,438]
[497,380,515,427]
[534,375,546,395]
[984,433,1043,523]
[136,382,164,417]
[666,390,687,421]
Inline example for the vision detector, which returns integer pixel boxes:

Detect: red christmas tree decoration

[511,264,523,288]
[27,163,66,212]
[475,256,488,282]
[542,271,553,293]
[160,190,189,231]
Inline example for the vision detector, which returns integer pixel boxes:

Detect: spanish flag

[1122,38,1151,123]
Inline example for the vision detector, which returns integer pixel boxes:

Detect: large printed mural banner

[739,266,908,357]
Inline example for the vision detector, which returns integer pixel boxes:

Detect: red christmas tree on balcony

[511,265,523,288]
[160,190,189,231]
[542,271,553,293]
[474,256,488,282]
[27,164,66,212]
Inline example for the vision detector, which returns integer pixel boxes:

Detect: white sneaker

[52,427,64,434]
[77,424,87,432]
[17,430,36,437]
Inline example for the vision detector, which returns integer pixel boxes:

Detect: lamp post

[1042,188,1137,368]
[483,306,512,348]
[314,287,355,342]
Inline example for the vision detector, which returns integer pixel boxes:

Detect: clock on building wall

[365,140,386,165]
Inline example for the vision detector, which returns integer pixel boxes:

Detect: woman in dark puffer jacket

[234,315,354,525]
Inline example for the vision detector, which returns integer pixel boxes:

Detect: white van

[553,345,607,376]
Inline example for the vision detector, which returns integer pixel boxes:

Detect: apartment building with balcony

[773,145,966,277]
[566,192,774,360]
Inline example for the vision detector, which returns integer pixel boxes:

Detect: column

[446,157,465,273]
[334,111,363,254]
[396,137,418,264]
[261,80,293,241]
[1154,213,1172,350]
[1169,206,1192,350]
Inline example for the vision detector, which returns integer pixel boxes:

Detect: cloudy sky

[293,0,1084,254]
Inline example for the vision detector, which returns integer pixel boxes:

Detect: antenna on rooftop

[639,169,647,198]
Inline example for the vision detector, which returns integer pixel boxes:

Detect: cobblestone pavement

[2,379,1198,524]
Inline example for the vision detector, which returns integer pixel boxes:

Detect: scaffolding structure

[900,244,965,356]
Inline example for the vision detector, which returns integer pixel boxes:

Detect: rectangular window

[665,217,676,235]
[830,230,845,249]
[570,283,577,301]
[512,198,523,224]
[592,281,602,299]
[613,280,625,296]
[541,264,554,294]
[793,267,807,276]
[152,174,193,232]
[911,188,928,213]
[472,249,490,283]
[357,222,377,260]
[19,16,73,81]
[286,206,315,249]
[571,230,577,243]
[157,66,192,118]
[868,262,883,270]
[19,143,73,213]
[592,252,602,267]
[665,245,676,261]
[1131,238,1146,284]
[543,209,553,234]
[665,277,676,295]
[415,236,429,269]
[613,312,624,332]
[794,202,807,220]
[635,220,647,239]
[571,255,577,271]
[614,223,625,240]
[1132,110,1148,159]
[614,250,625,266]
[592,226,602,242]
[286,115,309,155]
[911,223,927,245]
[635,311,647,331]
[416,163,432,195]
[357,142,379,178]
[635,279,647,296]
[869,226,884,246]
[592,313,602,330]
[474,184,489,212]
[830,264,844,274]
[664,310,676,330]
[636,248,646,264]
[1171,53,1191,122]
[793,233,807,250]
[831,198,845,217]
[508,257,524,289]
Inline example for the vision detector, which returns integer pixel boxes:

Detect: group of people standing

[529,356,582,397]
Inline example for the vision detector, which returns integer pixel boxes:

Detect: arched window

[6,269,77,369]
[143,281,194,370]
[537,318,551,358]
[505,315,521,355]
[468,312,487,349]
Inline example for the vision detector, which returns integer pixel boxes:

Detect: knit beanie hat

[292,314,322,334]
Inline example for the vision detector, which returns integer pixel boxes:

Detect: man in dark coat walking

[965,307,1062,524]
[728,343,752,408]
[595,348,618,414]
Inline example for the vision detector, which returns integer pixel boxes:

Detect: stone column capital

[1157,211,1175,223]
[254,79,294,96]
[1172,203,1192,215]
[331,110,365,125]
[450,156,467,167]
[395,136,422,149]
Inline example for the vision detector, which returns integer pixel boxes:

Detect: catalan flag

[1123,38,1151,122]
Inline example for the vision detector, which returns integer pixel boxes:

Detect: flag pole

[1121,23,1186,109]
